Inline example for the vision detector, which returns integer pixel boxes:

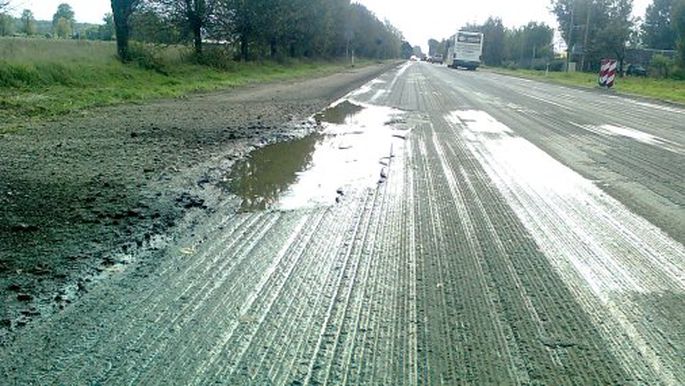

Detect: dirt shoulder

[0,61,401,339]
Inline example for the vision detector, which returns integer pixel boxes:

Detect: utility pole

[580,0,592,72]
[566,3,575,72]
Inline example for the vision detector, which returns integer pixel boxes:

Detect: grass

[486,67,685,105]
[0,37,373,133]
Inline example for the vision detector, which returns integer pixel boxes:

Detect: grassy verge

[1,38,374,133]
[486,67,685,105]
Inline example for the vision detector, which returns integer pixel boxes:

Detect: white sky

[10,0,651,51]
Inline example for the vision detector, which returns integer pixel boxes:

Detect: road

[1,62,683,385]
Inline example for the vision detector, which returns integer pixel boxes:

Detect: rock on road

[1,62,683,385]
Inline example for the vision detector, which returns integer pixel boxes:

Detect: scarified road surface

[2,63,684,385]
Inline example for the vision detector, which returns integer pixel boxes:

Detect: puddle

[226,134,321,211]
[226,100,407,211]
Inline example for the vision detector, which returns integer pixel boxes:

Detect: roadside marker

[599,59,617,88]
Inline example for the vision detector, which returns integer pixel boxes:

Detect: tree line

[0,1,405,63]
[429,19,555,70]
[0,3,113,40]
[427,0,685,74]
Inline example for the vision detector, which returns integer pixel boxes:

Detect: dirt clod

[16,293,33,302]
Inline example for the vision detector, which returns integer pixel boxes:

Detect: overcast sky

[11,0,651,51]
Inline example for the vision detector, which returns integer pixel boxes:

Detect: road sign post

[598,59,617,88]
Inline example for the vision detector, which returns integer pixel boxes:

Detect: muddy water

[227,100,407,211]
[226,134,321,211]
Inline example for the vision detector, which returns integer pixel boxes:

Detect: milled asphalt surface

[1,62,683,385]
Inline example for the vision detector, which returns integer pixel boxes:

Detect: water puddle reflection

[226,134,321,211]
[226,99,407,211]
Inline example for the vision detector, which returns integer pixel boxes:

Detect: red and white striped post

[598,59,617,88]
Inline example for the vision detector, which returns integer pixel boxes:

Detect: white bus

[447,31,484,70]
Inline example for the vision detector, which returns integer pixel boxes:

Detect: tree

[129,8,180,44]
[428,38,440,56]
[111,0,141,61]
[20,9,36,35]
[601,0,634,71]
[156,0,217,55]
[673,0,685,68]
[55,16,71,38]
[0,12,13,36]
[552,0,635,71]
[52,3,75,36]
[481,17,506,66]
[0,1,13,37]
[401,41,413,59]
[99,13,115,41]
[643,0,677,49]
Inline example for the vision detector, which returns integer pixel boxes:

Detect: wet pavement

[1,62,683,385]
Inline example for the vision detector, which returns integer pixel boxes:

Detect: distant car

[431,54,443,64]
[410,55,419,61]
[625,64,647,77]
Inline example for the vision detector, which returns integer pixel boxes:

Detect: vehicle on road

[447,30,483,70]
[429,54,444,64]
[625,64,647,77]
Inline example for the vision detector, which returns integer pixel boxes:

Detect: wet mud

[0,62,400,341]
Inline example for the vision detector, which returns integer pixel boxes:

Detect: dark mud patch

[314,100,364,124]
[0,61,401,342]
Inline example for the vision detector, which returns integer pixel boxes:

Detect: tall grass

[0,37,365,132]
[489,67,685,105]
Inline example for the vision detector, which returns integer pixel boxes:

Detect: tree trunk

[270,38,277,59]
[240,35,249,61]
[193,22,202,55]
[111,0,132,62]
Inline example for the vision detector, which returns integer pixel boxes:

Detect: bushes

[650,54,676,78]
[0,61,77,88]
[192,46,238,71]
[128,43,169,75]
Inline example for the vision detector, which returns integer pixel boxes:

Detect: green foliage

[0,12,14,36]
[130,8,181,45]
[0,37,378,131]
[128,42,170,74]
[443,20,553,69]
[673,0,685,67]
[650,53,676,77]
[100,13,115,41]
[492,66,685,103]
[481,17,505,66]
[643,0,677,49]
[20,9,36,35]
[52,3,74,30]
[193,46,238,70]
[551,0,635,71]
[401,41,413,59]
[652,55,676,77]
[55,16,71,38]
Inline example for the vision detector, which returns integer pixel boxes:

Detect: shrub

[548,59,565,72]
[193,46,237,71]
[649,54,676,78]
[503,61,518,70]
[129,43,169,75]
